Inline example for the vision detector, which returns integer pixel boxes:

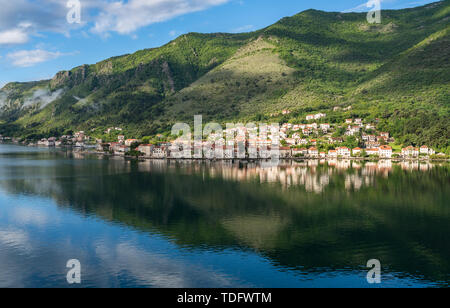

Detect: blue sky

[0,0,438,87]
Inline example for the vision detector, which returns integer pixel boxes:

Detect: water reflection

[0,145,449,287]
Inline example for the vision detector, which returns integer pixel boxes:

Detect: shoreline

[2,142,449,162]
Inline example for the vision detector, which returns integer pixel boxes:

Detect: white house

[308,147,319,158]
[328,150,338,158]
[402,146,419,157]
[336,147,351,158]
[379,145,393,158]
[352,147,362,156]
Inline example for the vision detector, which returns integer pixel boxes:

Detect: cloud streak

[0,0,231,42]
[91,0,230,35]
[6,49,74,67]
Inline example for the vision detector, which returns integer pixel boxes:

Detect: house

[328,150,338,158]
[285,138,296,146]
[329,137,343,144]
[298,139,308,145]
[377,135,388,142]
[125,139,140,146]
[223,146,234,159]
[345,119,353,124]
[320,123,331,131]
[352,147,362,156]
[259,146,273,159]
[152,146,168,158]
[346,126,360,136]
[379,145,393,158]
[420,146,435,156]
[282,110,291,115]
[402,146,419,157]
[118,135,125,143]
[137,144,154,157]
[355,118,362,125]
[292,148,308,157]
[380,132,390,139]
[114,145,129,156]
[336,147,351,158]
[279,147,292,158]
[306,114,315,121]
[314,113,326,120]
[96,143,105,152]
[308,147,319,158]
[319,152,326,158]
[37,138,55,147]
[366,148,379,156]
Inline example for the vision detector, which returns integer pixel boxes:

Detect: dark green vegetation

[0,1,449,151]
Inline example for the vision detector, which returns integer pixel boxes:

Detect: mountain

[0,1,449,151]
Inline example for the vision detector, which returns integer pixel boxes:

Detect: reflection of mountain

[0,152,449,286]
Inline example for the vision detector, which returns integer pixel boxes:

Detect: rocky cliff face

[50,64,90,89]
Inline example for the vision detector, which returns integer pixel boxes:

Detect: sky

[0,0,439,87]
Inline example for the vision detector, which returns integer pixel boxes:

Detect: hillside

[0,1,449,151]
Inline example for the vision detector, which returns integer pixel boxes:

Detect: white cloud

[0,0,231,45]
[6,49,67,67]
[91,0,230,35]
[231,24,254,33]
[0,28,29,45]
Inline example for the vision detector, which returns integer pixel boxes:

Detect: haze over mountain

[0,1,449,150]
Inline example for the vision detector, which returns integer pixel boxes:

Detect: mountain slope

[0,1,449,150]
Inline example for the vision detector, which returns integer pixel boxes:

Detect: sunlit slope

[0,1,448,149]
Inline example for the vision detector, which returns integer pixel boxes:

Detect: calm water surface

[0,144,448,288]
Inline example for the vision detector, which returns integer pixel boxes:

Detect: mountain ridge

[0,1,449,151]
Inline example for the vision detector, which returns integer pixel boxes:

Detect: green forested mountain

[0,1,449,151]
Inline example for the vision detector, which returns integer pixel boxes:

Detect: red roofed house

[308,147,319,158]
[379,145,393,158]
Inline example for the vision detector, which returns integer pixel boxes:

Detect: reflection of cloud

[0,229,32,252]
[11,207,51,227]
[95,240,246,288]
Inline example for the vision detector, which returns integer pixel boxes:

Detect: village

[0,110,446,160]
